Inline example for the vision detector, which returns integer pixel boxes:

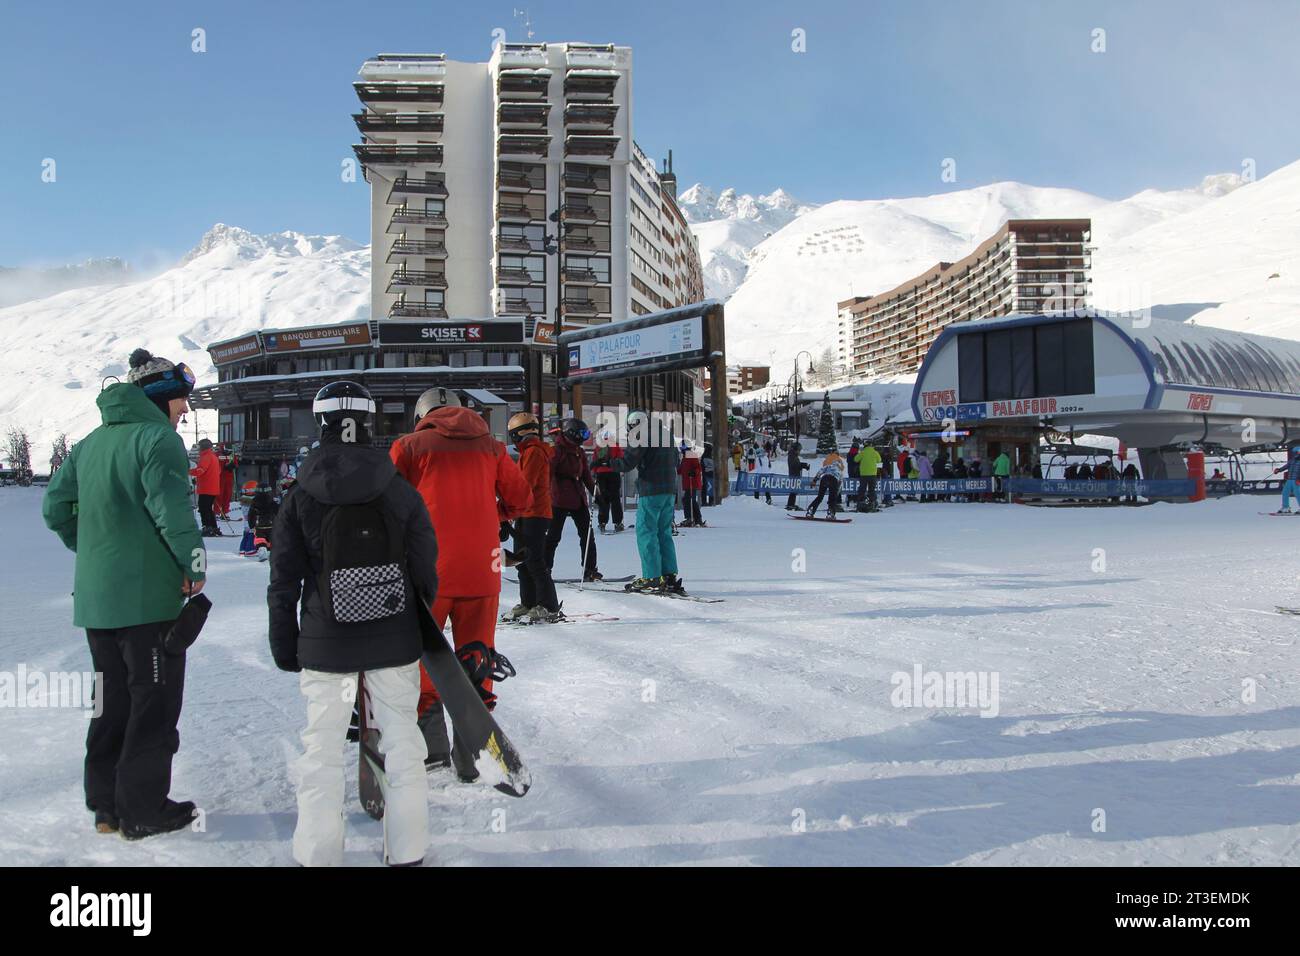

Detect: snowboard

[357,676,386,820]
[416,600,530,798]
[788,514,853,523]
[1276,606,1300,615]
[1260,512,1300,516]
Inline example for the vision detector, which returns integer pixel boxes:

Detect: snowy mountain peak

[677,183,817,225]
[182,223,363,264]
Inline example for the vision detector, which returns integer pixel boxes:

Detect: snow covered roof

[1126,317,1300,394]
[499,67,552,76]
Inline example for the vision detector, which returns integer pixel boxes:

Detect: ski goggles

[141,362,197,398]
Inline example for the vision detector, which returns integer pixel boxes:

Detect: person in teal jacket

[616,410,684,594]
[42,349,206,840]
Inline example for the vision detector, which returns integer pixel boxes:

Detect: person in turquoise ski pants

[615,410,685,594]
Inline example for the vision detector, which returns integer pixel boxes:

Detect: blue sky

[3,0,1299,267]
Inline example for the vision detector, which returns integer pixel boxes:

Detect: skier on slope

[678,444,705,526]
[267,381,437,867]
[1272,446,1300,513]
[42,348,204,840]
[617,410,684,594]
[544,418,602,582]
[806,450,847,519]
[506,412,563,622]
[389,387,532,772]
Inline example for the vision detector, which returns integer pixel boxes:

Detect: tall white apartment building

[352,44,705,418]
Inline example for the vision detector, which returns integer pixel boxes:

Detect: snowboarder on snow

[42,348,204,839]
[806,451,847,518]
[267,381,438,867]
[389,386,532,771]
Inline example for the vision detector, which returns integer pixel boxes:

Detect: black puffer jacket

[267,437,438,674]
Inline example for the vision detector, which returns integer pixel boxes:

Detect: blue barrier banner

[1007,478,1196,497]
[733,474,994,495]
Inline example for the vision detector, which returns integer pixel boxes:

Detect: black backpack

[318,497,408,624]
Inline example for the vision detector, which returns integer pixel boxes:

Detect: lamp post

[791,350,815,443]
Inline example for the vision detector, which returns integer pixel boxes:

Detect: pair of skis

[357,600,531,820]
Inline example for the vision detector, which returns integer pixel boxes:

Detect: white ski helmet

[415,386,461,420]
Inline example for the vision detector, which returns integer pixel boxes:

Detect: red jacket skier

[390,390,532,770]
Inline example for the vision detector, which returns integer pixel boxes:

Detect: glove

[499,521,513,542]
[274,655,301,673]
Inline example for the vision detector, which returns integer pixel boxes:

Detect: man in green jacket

[992,450,1012,499]
[43,348,206,840]
[854,444,882,512]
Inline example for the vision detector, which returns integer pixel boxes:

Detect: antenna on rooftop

[513,8,535,39]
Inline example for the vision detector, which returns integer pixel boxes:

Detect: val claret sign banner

[558,301,722,385]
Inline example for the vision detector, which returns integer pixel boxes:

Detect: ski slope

[2,486,1297,866]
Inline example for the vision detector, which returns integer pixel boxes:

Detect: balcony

[496,266,545,285]
[388,176,448,201]
[562,293,611,317]
[388,206,448,230]
[387,270,448,292]
[562,233,609,254]
[353,144,443,168]
[497,71,551,97]
[564,135,619,157]
[497,134,551,157]
[497,166,546,191]
[562,167,610,192]
[562,266,606,285]
[496,234,549,254]
[354,82,445,106]
[564,103,619,129]
[387,239,447,262]
[560,199,605,223]
[389,302,448,319]
[564,71,619,97]
[499,294,545,314]
[496,197,545,221]
[353,112,444,134]
[498,102,550,127]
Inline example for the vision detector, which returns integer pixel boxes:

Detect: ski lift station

[910,311,1300,479]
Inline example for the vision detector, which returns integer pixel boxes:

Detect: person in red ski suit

[390,393,532,772]
[189,438,222,536]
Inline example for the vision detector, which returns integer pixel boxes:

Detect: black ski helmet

[312,380,375,432]
[560,417,591,444]
[507,411,541,445]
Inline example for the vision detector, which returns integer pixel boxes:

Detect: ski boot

[615,522,625,532]
[120,800,197,841]
[599,523,608,534]
[505,603,530,621]
[418,701,451,771]
[93,809,119,834]
[525,605,566,624]
[659,573,687,596]
[583,570,604,583]
[625,576,660,593]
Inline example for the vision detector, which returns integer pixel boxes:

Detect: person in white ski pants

[294,664,428,867]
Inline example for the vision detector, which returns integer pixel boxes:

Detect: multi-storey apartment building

[847,219,1091,376]
[351,44,706,421]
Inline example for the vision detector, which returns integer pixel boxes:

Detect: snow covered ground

[2,485,1298,867]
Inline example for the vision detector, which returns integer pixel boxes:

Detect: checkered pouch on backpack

[319,497,409,625]
[329,563,407,623]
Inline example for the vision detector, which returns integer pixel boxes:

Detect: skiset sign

[376,320,525,346]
